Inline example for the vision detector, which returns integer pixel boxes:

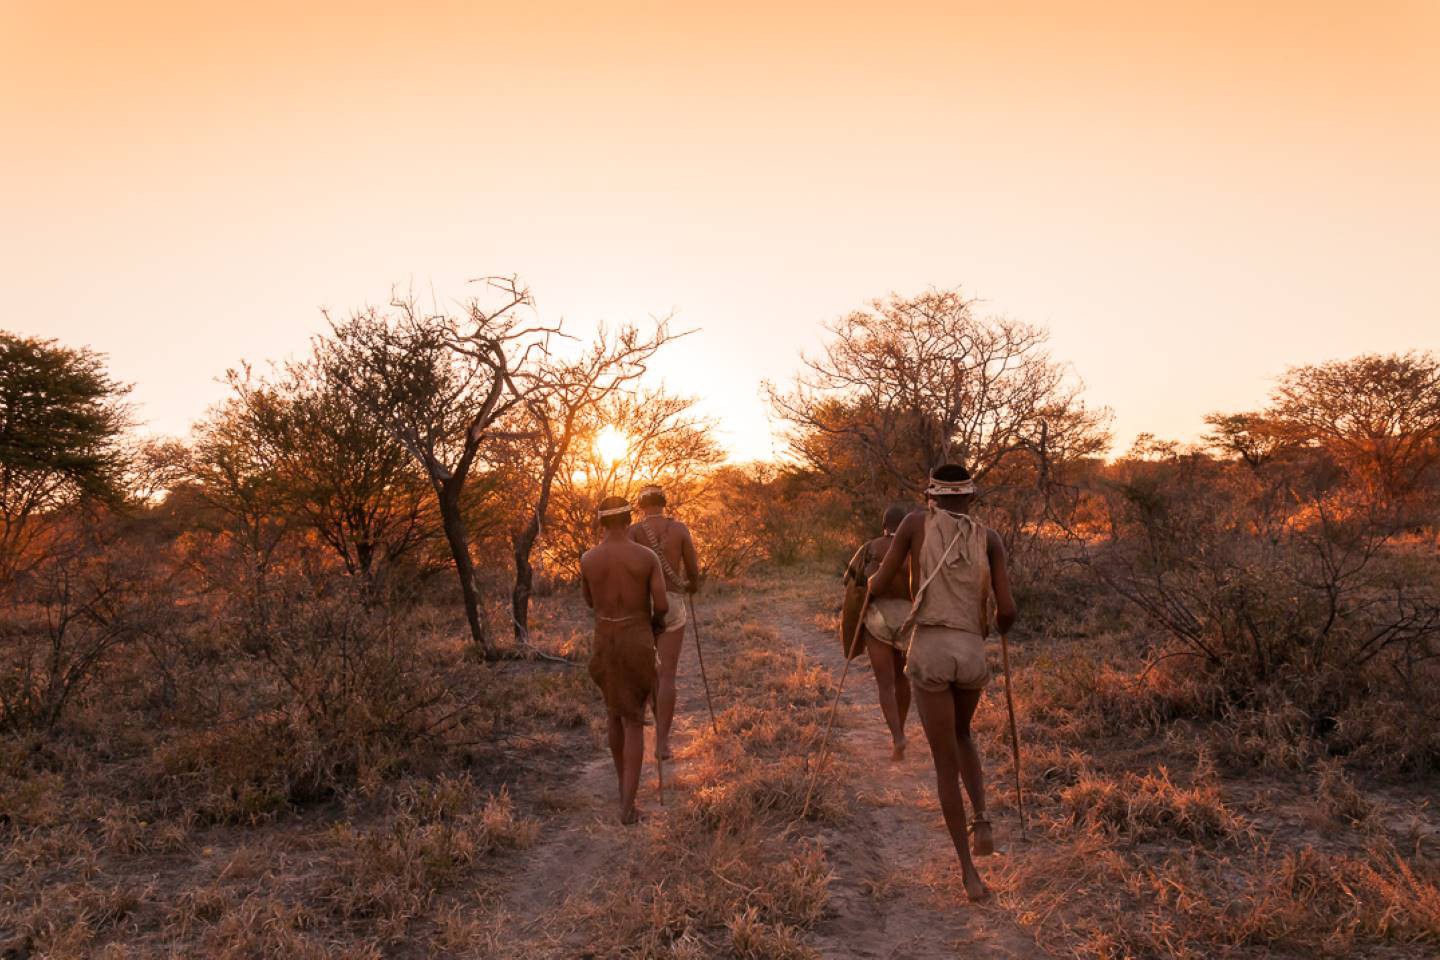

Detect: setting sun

[5,2,1439,954]
[594,425,629,467]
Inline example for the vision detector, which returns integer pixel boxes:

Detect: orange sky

[4,1,1438,461]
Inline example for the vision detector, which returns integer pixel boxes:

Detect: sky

[4,1,1438,461]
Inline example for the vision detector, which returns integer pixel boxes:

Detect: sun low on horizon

[594,426,631,469]
[6,3,1440,957]
[5,1,1437,464]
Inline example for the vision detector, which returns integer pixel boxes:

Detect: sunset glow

[6,4,1440,953]
[594,426,630,468]
[4,2,1438,461]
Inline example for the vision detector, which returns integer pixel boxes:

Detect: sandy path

[498,583,1045,958]
[770,594,1044,960]
[496,616,717,955]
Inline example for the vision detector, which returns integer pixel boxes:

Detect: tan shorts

[905,625,990,692]
[659,591,688,632]
[863,598,912,650]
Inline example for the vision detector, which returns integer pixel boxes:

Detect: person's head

[637,484,666,511]
[597,495,632,531]
[926,463,976,513]
[882,504,908,534]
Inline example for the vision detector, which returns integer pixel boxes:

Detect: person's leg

[619,715,646,824]
[915,685,988,901]
[654,627,684,759]
[894,648,912,737]
[952,687,990,855]
[865,632,906,759]
[606,712,626,801]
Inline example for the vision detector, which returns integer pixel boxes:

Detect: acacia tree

[540,386,724,577]
[126,436,192,505]
[189,393,295,586]
[505,324,679,644]
[318,279,550,657]
[1267,352,1440,503]
[767,288,1110,524]
[221,359,434,581]
[1202,411,1291,472]
[0,333,129,579]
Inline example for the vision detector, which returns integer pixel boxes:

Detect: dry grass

[0,602,581,959]
[4,570,1438,958]
[544,603,845,958]
[1062,768,1246,844]
[980,591,1440,960]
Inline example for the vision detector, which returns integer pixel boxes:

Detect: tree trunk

[438,480,491,658]
[510,450,562,645]
[511,519,538,643]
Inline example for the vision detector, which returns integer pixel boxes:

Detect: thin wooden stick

[654,694,665,806]
[686,595,719,734]
[999,632,1026,832]
[800,592,869,819]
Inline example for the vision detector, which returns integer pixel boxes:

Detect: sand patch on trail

[488,577,1044,959]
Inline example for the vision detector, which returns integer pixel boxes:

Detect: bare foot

[620,804,645,826]
[962,868,990,903]
[971,816,994,856]
[656,743,673,761]
[890,737,907,762]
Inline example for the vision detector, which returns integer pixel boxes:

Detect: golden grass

[980,602,1440,960]
[1061,768,1246,844]
[3,570,1437,958]
[545,601,844,958]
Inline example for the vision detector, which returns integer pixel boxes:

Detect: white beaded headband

[924,478,976,497]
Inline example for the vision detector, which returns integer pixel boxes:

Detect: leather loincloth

[589,616,658,722]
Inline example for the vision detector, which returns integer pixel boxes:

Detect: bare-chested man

[844,504,913,760]
[869,464,1017,902]
[581,495,669,825]
[628,484,701,761]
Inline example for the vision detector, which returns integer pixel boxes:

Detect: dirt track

[498,579,1045,958]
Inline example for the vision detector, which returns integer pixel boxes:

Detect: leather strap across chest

[639,516,687,588]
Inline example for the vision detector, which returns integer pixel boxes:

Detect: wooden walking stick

[685,594,719,735]
[653,692,665,805]
[800,590,870,819]
[998,632,1026,832]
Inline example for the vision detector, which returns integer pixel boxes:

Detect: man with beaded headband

[868,464,1018,902]
[628,483,701,761]
[581,495,668,824]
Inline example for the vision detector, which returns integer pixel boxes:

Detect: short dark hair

[597,495,631,530]
[637,489,666,508]
[882,504,908,533]
[932,463,972,483]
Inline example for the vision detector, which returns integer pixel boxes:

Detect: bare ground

[490,576,1048,959]
[6,572,1437,957]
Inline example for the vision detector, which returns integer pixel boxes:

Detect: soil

[496,580,1048,958]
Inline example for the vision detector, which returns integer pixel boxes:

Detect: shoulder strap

[639,516,687,588]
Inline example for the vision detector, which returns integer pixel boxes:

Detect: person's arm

[869,514,918,595]
[580,555,595,609]
[681,525,701,593]
[986,528,1017,634]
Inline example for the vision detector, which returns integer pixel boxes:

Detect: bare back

[629,514,699,593]
[581,538,668,621]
